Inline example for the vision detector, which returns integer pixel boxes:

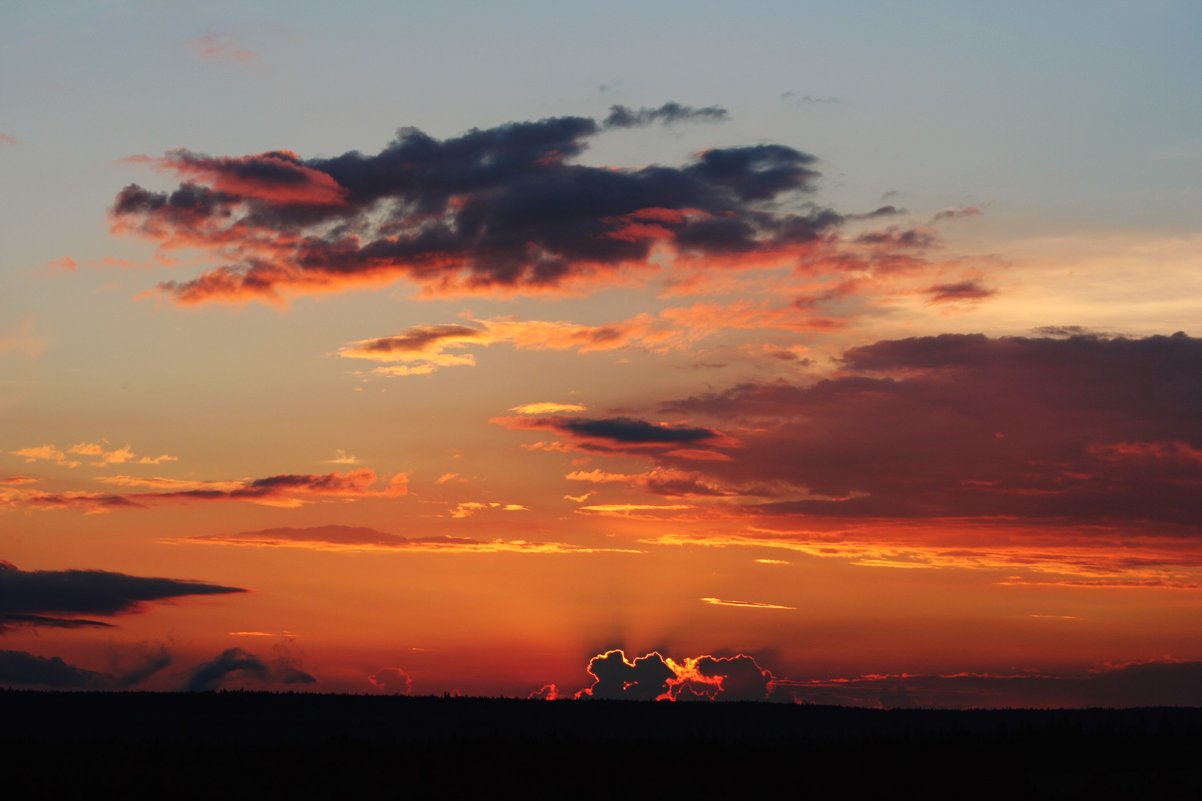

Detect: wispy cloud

[9,440,176,468]
[187,33,256,65]
[700,596,796,610]
[177,524,641,554]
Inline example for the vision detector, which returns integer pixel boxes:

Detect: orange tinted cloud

[324,449,361,465]
[108,112,954,305]
[566,467,735,497]
[340,301,843,375]
[646,521,1202,586]
[130,469,409,509]
[577,649,777,701]
[510,402,588,415]
[651,333,1202,527]
[10,441,176,468]
[132,149,345,206]
[11,445,79,468]
[699,596,796,610]
[179,524,641,554]
[448,501,528,519]
[2,469,408,514]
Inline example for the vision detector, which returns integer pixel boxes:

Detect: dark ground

[4,690,1202,799]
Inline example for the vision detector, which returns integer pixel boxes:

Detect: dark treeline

[4,690,1202,798]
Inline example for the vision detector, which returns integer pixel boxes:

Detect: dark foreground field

[4,691,1202,799]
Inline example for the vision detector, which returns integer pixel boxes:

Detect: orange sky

[3,4,1202,706]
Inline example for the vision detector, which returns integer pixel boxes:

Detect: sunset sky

[3,1,1202,706]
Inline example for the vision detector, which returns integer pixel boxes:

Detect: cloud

[930,205,982,223]
[781,92,838,105]
[185,647,315,692]
[9,440,177,468]
[368,666,412,694]
[510,402,588,415]
[339,300,837,376]
[93,476,245,491]
[187,33,255,64]
[779,660,1202,709]
[576,503,695,517]
[553,417,719,444]
[578,650,678,700]
[448,501,528,519]
[325,449,360,465]
[0,484,144,515]
[925,279,995,303]
[855,226,938,250]
[1031,325,1107,339]
[178,524,641,554]
[699,596,796,610]
[0,560,244,630]
[147,469,408,505]
[495,415,728,458]
[3,470,408,515]
[647,525,1202,585]
[566,467,734,497]
[576,649,776,701]
[0,317,47,360]
[107,110,891,305]
[656,332,1202,528]
[0,647,171,689]
[602,102,729,128]
[10,445,79,468]
[567,652,1202,707]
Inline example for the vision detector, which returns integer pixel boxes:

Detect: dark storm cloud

[602,102,729,128]
[185,647,316,692]
[0,648,171,689]
[684,655,776,701]
[579,650,678,700]
[557,417,720,444]
[110,109,853,303]
[0,561,245,630]
[658,332,1202,525]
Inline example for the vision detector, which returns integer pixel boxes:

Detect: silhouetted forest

[4,690,1202,798]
